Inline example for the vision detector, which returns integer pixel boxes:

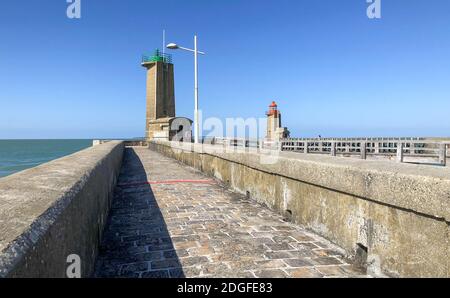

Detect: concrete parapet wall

[93,140,148,147]
[149,140,450,277]
[0,141,124,278]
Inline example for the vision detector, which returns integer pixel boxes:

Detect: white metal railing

[203,137,260,148]
[281,139,448,166]
[201,137,448,166]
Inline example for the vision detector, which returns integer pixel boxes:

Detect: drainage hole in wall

[283,210,293,222]
[355,243,368,270]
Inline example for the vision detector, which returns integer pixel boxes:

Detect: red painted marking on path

[117,179,216,188]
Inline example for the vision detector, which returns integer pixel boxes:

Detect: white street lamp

[167,35,205,144]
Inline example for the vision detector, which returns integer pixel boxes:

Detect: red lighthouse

[265,101,289,140]
[266,101,280,117]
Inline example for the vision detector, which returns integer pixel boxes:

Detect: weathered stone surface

[94,148,365,278]
[155,141,450,221]
[149,140,450,277]
[0,141,124,278]
[286,268,323,278]
[254,269,288,278]
[284,258,314,268]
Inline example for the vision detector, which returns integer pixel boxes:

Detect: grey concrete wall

[149,140,450,277]
[0,141,124,278]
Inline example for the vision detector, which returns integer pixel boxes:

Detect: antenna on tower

[162,29,166,56]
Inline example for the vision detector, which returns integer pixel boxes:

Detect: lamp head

[166,43,179,49]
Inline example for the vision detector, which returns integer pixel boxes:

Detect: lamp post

[167,35,205,144]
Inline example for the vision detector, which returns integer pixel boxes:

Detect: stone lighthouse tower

[265,101,290,141]
[141,50,176,141]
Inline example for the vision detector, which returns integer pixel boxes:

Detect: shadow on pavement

[94,148,185,278]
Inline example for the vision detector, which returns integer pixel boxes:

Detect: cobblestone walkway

[94,147,367,278]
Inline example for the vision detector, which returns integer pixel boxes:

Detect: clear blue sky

[1,0,449,139]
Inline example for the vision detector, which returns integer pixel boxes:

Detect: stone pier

[1,141,448,278]
[149,140,450,278]
[94,148,367,278]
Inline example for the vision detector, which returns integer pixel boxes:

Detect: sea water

[0,140,92,178]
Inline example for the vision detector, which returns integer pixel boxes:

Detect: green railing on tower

[142,49,172,64]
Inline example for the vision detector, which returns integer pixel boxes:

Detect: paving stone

[134,251,163,262]
[95,261,120,277]
[265,251,294,260]
[201,263,231,275]
[272,236,296,244]
[283,258,314,268]
[120,272,141,278]
[253,237,276,244]
[272,226,297,231]
[251,232,275,238]
[174,241,199,250]
[142,270,170,278]
[285,268,323,278]
[290,233,315,242]
[265,243,294,251]
[172,235,201,243]
[253,226,275,232]
[180,256,210,267]
[340,265,367,276]
[188,246,215,256]
[312,257,344,266]
[120,262,149,275]
[289,242,321,250]
[313,249,344,257]
[150,258,182,270]
[168,268,185,278]
[212,270,257,278]
[255,259,287,269]
[163,249,189,259]
[287,250,317,258]
[125,246,148,255]
[254,269,288,278]
[93,148,367,278]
